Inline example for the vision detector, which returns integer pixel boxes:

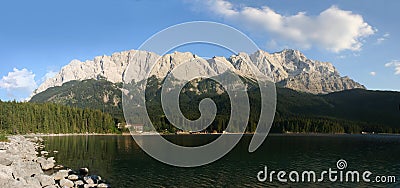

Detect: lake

[41,134,400,187]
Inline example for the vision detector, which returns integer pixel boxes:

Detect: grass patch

[0,133,8,142]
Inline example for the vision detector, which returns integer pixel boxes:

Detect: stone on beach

[37,156,56,171]
[67,174,79,181]
[43,185,60,188]
[84,176,95,184]
[25,176,42,188]
[0,142,9,150]
[84,183,98,188]
[36,174,55,187]
[11,160,43,180]
[0,164,13,179]
[98,183,111,188]
[0,136,110,188]
[79,167,89,175]
[0,157,12,166]
[60,178,74,188]
[0,136,59,188]
[53,169,70,180]
[54,164,64,170]
[75,180,85,186]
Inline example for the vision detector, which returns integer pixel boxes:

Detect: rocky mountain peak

[32,49,365,97]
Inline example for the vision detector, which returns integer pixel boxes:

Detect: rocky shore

[0,136,110,188]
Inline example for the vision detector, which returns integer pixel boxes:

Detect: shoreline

[0,136,111,188]
[23,132,400,137]
[24,133,130,137]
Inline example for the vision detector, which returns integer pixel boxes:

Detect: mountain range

[33,49,365,96]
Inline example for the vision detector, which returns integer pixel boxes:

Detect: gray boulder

[98,183,111,188]
[0,164,13,179]
[0,157,13,166]
[0,142,9,150]
[67,174,79,181]
[53,169,70,180]
[75,180,85,186]
[25,176,42,188]
[84,176,94,184]
[11,160,42,180]
[36,174,55,187]
[59,178,74,188]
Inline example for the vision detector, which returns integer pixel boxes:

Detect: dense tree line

[28,77,400,134]
[145,77,400,134]
[270,116,400,134]
[145,113,400,134]
[0,100,118,134]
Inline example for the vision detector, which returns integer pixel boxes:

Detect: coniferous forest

[0,100,118,134]
[7,78,400,135]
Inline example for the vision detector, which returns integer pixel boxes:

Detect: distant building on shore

[126,124,144,133]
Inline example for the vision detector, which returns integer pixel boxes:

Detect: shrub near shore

[0,133,8,142]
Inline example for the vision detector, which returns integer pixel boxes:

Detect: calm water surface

[42,134,400,187]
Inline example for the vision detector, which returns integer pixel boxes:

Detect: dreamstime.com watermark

[257,159,397,184]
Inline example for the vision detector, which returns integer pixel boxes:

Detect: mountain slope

[32,49,365,96]
[30,79,400,133]
[30,79,124,122]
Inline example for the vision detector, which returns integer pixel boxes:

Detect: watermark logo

[122,21,276,167]
[336,159,347,170]
[257,159,397,184]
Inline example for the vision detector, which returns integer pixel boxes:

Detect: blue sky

[0,0,399,101]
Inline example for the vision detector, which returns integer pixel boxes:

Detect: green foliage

[273,88,400,133]
[0,133,8,142]
[0,100,119,134]
[30,79,124,123]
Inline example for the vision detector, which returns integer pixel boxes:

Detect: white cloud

[337,55,347,59]
[369,71,376,76]
[376,32,390,44]
[383,33,390,38]
[0,68,38,98]
[192,0,376,52]
[385,60,400,75]
[376,38,385,44]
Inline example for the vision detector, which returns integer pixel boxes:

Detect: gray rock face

[276,73,365,94]
[33,49,365,96]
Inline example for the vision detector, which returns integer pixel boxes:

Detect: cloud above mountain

[385,60,400,75]
[190,0,375,52]
[0,68,37,99]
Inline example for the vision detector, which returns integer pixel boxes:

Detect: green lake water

[42,134,400,187]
